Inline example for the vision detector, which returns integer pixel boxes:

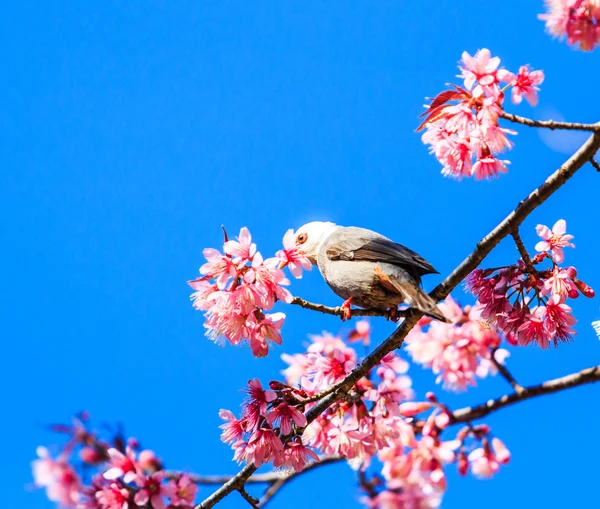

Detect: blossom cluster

[419,48,544,180]
[219,378,319,472]
[221,322,509,509]
[405,297,509,391]
[31,413,198,509]
[365,395,510,509]
[540,0,600,51]
[188,227,311,357]
[468,219,594,349]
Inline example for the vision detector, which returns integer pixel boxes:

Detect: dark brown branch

[500,112,600,132]
[197,126,600,509]
[490,349,524,394]
[238,487,259,508]
[451,365,600,423]
[511,230,537,277]
[190,364,600,506]
[290,296,407,320]
[178,456,341,486]
[591,159,600,172]
[257,478,286,508]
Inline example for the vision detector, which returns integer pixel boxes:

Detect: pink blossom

[199,248,236,289]
[244,378,277,430]
[164,475,198,506]
[276,441,320,472]
[459,48,502,97]
[133,472,168,509]
[223,227,257,264]
[245,427,284,467]
[540,0,600,51]
[541,266,579,301]
[471,155,509,180]
[103,447,139,483]
[504,66,545,106]
[266,402,307,435]
[348,319,371,345]
[405,297,504,391]
[96,484,129,509]
[138,449,161,473]
[32,447,81,508]
[468,438,510,479]
[248,312,286,358]
[219,409,246,445]
[277,229,312,278]
[535,219,574,263]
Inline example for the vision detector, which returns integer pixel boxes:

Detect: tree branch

[590,159,600,172]
[511,229,537,277]
[196,126,600,509]
[238,487,260,509]
[491,349,524,393]
[500,112,600,132]
[451,364,600,423]
[290,296,407,320]
[187,363,600,506]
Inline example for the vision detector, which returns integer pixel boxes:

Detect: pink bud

[434,412,451,429]
[566,266,577,278]
[574,279,595,298]
[399,402,432,417]
[127,437,140,449]
[456,426,470,441]
[79,446,105,465]
[492,438,510,464]
[269,381,286,390]
[568,288,580,299]
[425,392,438,403]
[138,449,162,472]
[458,450,468,476]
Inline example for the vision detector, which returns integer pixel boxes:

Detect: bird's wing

[324,227,439,278]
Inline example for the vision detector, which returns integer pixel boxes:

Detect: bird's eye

[296,233,308,245]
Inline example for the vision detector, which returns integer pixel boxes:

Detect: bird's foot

[385,306,400,323]
[340,298,353,321]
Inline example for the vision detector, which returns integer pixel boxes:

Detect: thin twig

[511,230,537,277]
[182,364,600,506]
[290,296,407,320]
[590,159,600,172]
[257,479,286,508]
[196,125,600,509]
[238,487,259,509]
[451,364,600,423]
[490,348,525,393]
[500,112,600,132]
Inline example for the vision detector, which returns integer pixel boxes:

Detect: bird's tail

[374,267,451,323]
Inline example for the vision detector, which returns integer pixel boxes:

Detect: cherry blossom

[540,0,600,51]
[189,226,302,357]
[419,48,544,180]
[405,297,507,391]
[133,472,168,509]
[503,65,545,106]
[32,447,81,508]
[535,219,574,263]
[468,219,592,348]
[164,475,198,506]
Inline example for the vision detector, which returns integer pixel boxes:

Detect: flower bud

[425,392,438,403]
[79,446,105,465]
[458,450,468,476]
[398,402,432,417]
[574,279,595,298]
[138,449,162,473]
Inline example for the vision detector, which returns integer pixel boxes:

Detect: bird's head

[293,221,339,265]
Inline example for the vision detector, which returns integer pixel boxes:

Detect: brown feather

[374,267,450,323]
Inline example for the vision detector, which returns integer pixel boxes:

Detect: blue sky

[2,2,600,508]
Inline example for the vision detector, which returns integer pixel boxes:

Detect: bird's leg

[385,306,400,323]
[340,297,353,321]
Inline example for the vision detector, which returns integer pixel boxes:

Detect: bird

[292,221,449,323]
